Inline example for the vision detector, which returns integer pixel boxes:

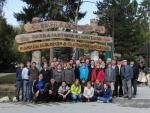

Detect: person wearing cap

[121,60,133,100]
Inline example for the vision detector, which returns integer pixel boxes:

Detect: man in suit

[130,61,139,97]
[121,60,133,100]
[114,60,123,97]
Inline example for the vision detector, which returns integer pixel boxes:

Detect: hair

[104,83,111,88]
[32,62,36,65]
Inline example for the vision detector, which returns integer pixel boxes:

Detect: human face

[67,63,71,69]
[96,63,100,69]
[62,82,66,87]
[57,65,62,70]
[39,74,43,80]
[43,63,48,69]
[75,79,79,85]
[32,62,36,68]
[87,82,91,88]
[50,79,55,84]
[104,84,108,89]
[86,59,90,64]
[95,79,99,84]
[27,62,31,68]
[20,63,24,69]
[111,60,116,65]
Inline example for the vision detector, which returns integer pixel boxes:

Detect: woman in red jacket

[91,63,105,85]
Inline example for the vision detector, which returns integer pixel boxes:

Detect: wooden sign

[18,41,111,52]
[24,21,106,33]
[15,31,112,44]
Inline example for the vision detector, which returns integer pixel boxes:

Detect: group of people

[16,57,139,103]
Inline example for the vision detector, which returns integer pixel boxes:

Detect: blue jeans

[23,80,30,101]
[16,80,23,101]
[71,94,82,102]
[98,97,112,103]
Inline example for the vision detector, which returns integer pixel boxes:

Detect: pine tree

[95,0,149,59]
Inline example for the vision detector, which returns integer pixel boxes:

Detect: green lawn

[0,74,16,84]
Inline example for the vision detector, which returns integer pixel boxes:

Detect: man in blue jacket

[121,60,133,100]
[16,63,24,101]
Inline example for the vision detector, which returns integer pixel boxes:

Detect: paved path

[0,73,15,77]
[0,102,150,113]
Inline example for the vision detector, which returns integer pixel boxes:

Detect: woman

[58,81,70,102]
[98,83,112,103]
[33,74,45,103]
[71,79,82,102]
[79,61,89,81]
[63,63,75,86]
[52,64,64,86]
[91,63,105,84]
[82,81,94,102]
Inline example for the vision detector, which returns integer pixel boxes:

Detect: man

[22,61,30,102]
[114,60,123,97]
[28,62,39,101]
[130,61,139,97]
[63,63,75,86]
[44,78,58,102]
[33,74,45,103]
[16,63,24,101]
[40,63,51,83]
[121,60,133,100]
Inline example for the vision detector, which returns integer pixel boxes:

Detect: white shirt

[22,67,29,80]
[83,87,94,98]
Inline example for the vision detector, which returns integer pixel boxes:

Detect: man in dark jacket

[44,78,58,102]
[16,63,24,101]
[114,60,123,97]
[130,61,139,97]
[40,63,51,83]
[121,60,133,100]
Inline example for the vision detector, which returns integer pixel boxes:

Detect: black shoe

[128,97,132,100]
[123,96,128,98]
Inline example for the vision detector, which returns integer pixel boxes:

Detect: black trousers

[58,93,70,102]
[82,96,95,102]
[114,76,123,96]
[44,91,58,102]
[132,79,137,95]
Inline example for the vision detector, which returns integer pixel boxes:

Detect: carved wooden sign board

[16,20,112,52]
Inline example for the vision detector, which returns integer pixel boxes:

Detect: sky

[3,0,98,26]
[3,0,143,26]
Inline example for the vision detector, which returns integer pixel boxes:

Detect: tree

[0,0,5,16]
[14,0,86,61]
[14,0,86,23]
[95,0,149,59]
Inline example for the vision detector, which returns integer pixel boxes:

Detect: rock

[0,96,10,103]
[12,97,17,102]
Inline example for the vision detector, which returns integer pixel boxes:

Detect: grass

[0,74,16,84]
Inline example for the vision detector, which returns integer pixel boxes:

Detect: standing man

[28,62,39,101]
[22,61,31,102]
[130,61,139,97]
[40,63,51,83]
[16,63,24,101]
[114,60,123,97]
[121,60,133,100]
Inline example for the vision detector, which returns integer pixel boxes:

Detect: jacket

[16,67,23,81]
[102,88,112,98]
[91,68,105,83]
[83,87,94,98]
[52,70,64,84]
[63,68,75,84]
[79,66,89,81]
[121,65,133,81]
[71,84,81,95]
[40,69,51,83]
[105,68,116,82]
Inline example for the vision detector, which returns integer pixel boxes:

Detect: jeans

[16,80,23,101]
[98,97,112,103]
[71,94,81,102]
[23,80,30,101]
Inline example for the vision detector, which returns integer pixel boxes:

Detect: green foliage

[95,0,149,59]
[14,0,86,23]
[0,17,17,66]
